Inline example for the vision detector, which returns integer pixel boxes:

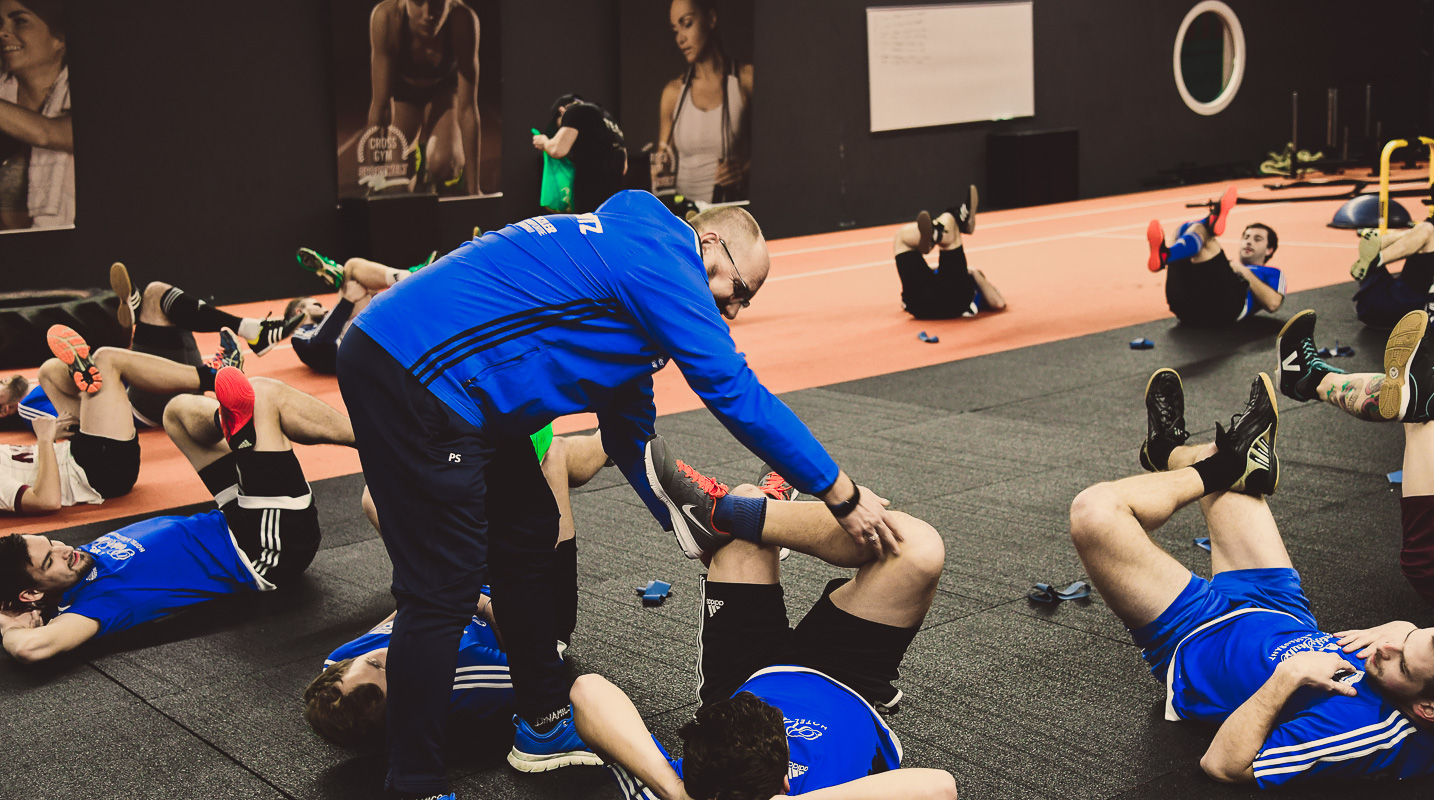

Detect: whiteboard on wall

[867,2,1035,132]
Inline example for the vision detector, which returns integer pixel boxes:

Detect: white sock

[237,318,261,341]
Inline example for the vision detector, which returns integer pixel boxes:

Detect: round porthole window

[1174,1,1245,115]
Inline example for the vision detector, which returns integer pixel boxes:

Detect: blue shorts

[1129,568,1316,680]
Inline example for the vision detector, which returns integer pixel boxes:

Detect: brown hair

[284,297,313,321]
[678,692,787,800]
[302,658,387,750]
[1244,223,1278,261]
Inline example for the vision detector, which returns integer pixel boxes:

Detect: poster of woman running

[331,0,502,199]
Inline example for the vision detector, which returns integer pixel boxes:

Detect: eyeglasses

[718,238,753,308]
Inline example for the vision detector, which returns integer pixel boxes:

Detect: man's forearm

[1202,671,1298,782]
[1230,262,1283,312]
[27,437,61,512]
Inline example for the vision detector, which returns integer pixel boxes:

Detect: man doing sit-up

[0,369,352,663]
[891,185,1006,320]
[1147,186,1285,326]
[1,324,241,514]
[567,437,957,800]
[1072,369,1434,786]
[287,248,432,374]
[1350,220,1434,330]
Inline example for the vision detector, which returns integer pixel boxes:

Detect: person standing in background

[0,0,73,230]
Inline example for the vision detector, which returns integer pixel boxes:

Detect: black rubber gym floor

[6,281,1432,799]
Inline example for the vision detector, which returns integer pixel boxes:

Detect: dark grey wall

[748,0,1424,235]
[0,0,620,302]
[0,0,1420,301]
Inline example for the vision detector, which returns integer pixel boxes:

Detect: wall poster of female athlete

[331,0,502,199]
[0,0,74,232]
[620,0,754,207]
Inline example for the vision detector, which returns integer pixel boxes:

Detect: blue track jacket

[353,191,840,523]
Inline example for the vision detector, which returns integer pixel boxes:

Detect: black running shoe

[757,468,798,501]
[1380,309,1432,422]
[1139,368,1189,472]
[946,184,978,235]
[644,435,734,559]
[248,313,305,356]
[1277,310,1345,403]
[1218,373,1279,496]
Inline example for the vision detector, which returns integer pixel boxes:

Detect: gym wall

[0,0,1417,301]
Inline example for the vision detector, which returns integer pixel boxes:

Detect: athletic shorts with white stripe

[199,449,320,588]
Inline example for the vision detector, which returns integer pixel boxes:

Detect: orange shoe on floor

[47,324,102,394]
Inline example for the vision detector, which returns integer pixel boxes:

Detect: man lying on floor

[1277,307,1434,605]
[303,431,608,767]
[1,324,242,515]
[0,369,352,663]
[1350,220,1434,330]
[564,437,957,800]
[892,184,1007,320]
[1146,186,1285,326]
[287,248,433,375]
[6,262,298,435]
[1072,369,1434,786]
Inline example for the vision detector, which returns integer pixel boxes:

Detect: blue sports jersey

[352,190,840,518]
[324,614,513,722]
[1169,609,1434,787]
[57,510,268,638]
[609,666,903,797]
[15,385,55,433]
[1237,264,1286,320]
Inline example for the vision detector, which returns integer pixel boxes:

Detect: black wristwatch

[826,485,861,518]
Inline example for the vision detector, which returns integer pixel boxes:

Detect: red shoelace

[676,460,729,499]
[758,472,793,501]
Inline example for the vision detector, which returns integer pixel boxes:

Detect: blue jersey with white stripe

[324,615,513,722]
[15,385,55,433]
[611,667,902,797]
[352,190,840,514]
[1171,609,1434,787]
[57,510,266,638]
[1238,264,1286,320]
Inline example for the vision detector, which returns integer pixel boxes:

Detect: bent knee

[730,482,765,499]
[143,281,171,303]
[1069,483,1121,546]
[163,392,217,425]
[888,511,944,579]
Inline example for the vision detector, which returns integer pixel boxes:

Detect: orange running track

[4,175,1419,534]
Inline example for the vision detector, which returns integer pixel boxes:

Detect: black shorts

[128,323,204,426]
[697,577,917,710]
[895,249,980,319]
[1165,251,1249,326]
[200,450,320,589]
[1354,255,1434,330]
[69,432,141,499]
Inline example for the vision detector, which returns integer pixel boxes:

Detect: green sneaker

[295,248,344,288]
[409,251,438,273]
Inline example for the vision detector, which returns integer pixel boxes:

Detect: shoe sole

[1146,220,1165,272]
[1352,229,1381,281]
[506,748,604,773]
[296,248,341,288]
[47,324,102,394]
[217,328,245,372]
[915,210,933,254]
[109,262,135,330]
[1381,310,1428,421]
[1258,372,1280,495]
[1275,309,1318,401]
[643,439,705,560]
[1211,186,1238,236]
[960,184,979,235]
[1140,368,1183,472]
[214,367,255,442]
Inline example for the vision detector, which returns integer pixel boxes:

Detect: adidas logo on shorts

[705,599,724,617]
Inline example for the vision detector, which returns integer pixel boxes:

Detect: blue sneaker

[508,708,603,773]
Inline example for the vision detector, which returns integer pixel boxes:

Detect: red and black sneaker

[757,469,797,501]
[1146,220,1169,272]
[214,366,257,450]
[1208,185,1239,237]
[47,324,102,394]
[644,434,733,559]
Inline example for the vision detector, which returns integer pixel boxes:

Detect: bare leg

[1314,371,1388,423]
[970,268,1007,311]
[254,378,354,447]
[343,257,410,291]
[163,394,230,472]
[560,432,609,487]
[1187,222,1225,264]
[42,347,203,441]
[933,211,963,250]
[893,222,925,256]
[362,485,381,533]
[1404,423,1434,497]
[1069,470,1206,628]
[1379,221,1434,266]
[137,281,175,326]
[543,437,580,546]
[1170,443,1294,572]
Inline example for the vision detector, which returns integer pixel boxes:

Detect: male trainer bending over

[1071,370,1434,787]
[338,189,896,800]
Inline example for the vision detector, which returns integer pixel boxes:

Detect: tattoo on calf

[1324,377,1385,421]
